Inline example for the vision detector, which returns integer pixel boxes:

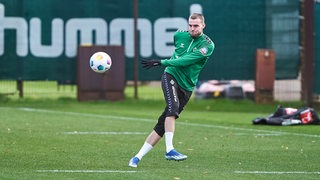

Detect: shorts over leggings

[153,72,192,137]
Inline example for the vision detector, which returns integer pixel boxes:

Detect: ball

[89,52,112,73]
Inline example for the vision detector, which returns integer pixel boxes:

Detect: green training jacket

[161,30,215,91]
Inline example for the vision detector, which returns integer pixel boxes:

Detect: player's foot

[165,149,187,161]
[128,157,140,168]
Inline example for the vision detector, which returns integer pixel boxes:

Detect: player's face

[188,18,205,38]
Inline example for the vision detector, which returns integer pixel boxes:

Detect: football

[89,52,112,73]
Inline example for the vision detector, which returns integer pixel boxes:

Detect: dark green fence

[0,0,315,90]
[314,1,320,94]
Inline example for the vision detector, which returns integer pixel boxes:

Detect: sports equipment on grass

[165,149,187,161]
[89,52,112,73]
[252,105,320,126]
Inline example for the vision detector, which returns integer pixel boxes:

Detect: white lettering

[65,18,107,57]
[154,18,187,57]
[109,18,152,57]
[190,4,203,14]
[30,18,64,57]
[0,3,28,56]
[0,3,198,59]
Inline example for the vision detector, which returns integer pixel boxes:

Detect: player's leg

[164,115,188,161]
[161,72,178,152]
[128,130,162,167]
[129,107,168,167]
[167,79,193,161]
[164,116,175,153]
[161,73,189,161]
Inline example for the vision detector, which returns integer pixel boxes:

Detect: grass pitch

[0,95,319,179]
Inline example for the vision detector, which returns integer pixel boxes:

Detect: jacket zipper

[187,39,194,52]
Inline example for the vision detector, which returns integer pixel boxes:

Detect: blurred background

[0,0,319,106]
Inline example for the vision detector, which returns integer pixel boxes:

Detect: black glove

[141,59,161,69]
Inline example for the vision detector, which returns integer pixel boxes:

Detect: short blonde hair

[189,13,205,23]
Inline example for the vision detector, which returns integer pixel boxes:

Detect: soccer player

[129,13,215,168]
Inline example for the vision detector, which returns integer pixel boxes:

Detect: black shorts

[153,72,192,137]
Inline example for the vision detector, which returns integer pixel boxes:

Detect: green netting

[0,0,306,82]
[314,2,320,94]
[265,0,300,79]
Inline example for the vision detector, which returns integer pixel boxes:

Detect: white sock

[135,142,153,160]
[165,132,174,153]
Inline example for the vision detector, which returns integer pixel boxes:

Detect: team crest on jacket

[200,47,208,55]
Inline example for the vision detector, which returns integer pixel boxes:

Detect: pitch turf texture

[1,97,319,179]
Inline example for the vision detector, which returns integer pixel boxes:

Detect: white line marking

[18,107,152,122]
[235,171,320,174]
[1,107,320,138]
[235,133,282,136]
[36,170,138,173]
[177,122,320,138]
[63,131,147,135]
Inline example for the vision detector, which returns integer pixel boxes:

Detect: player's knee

[154,126,165,137]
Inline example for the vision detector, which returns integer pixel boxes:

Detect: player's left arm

[161,43,214,67]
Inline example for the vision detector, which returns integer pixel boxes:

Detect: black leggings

[153,72,192,137]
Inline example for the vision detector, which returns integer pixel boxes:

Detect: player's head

[188,13,206,38]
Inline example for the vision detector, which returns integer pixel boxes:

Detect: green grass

[0,82,319,179]
[1,97,320,180]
